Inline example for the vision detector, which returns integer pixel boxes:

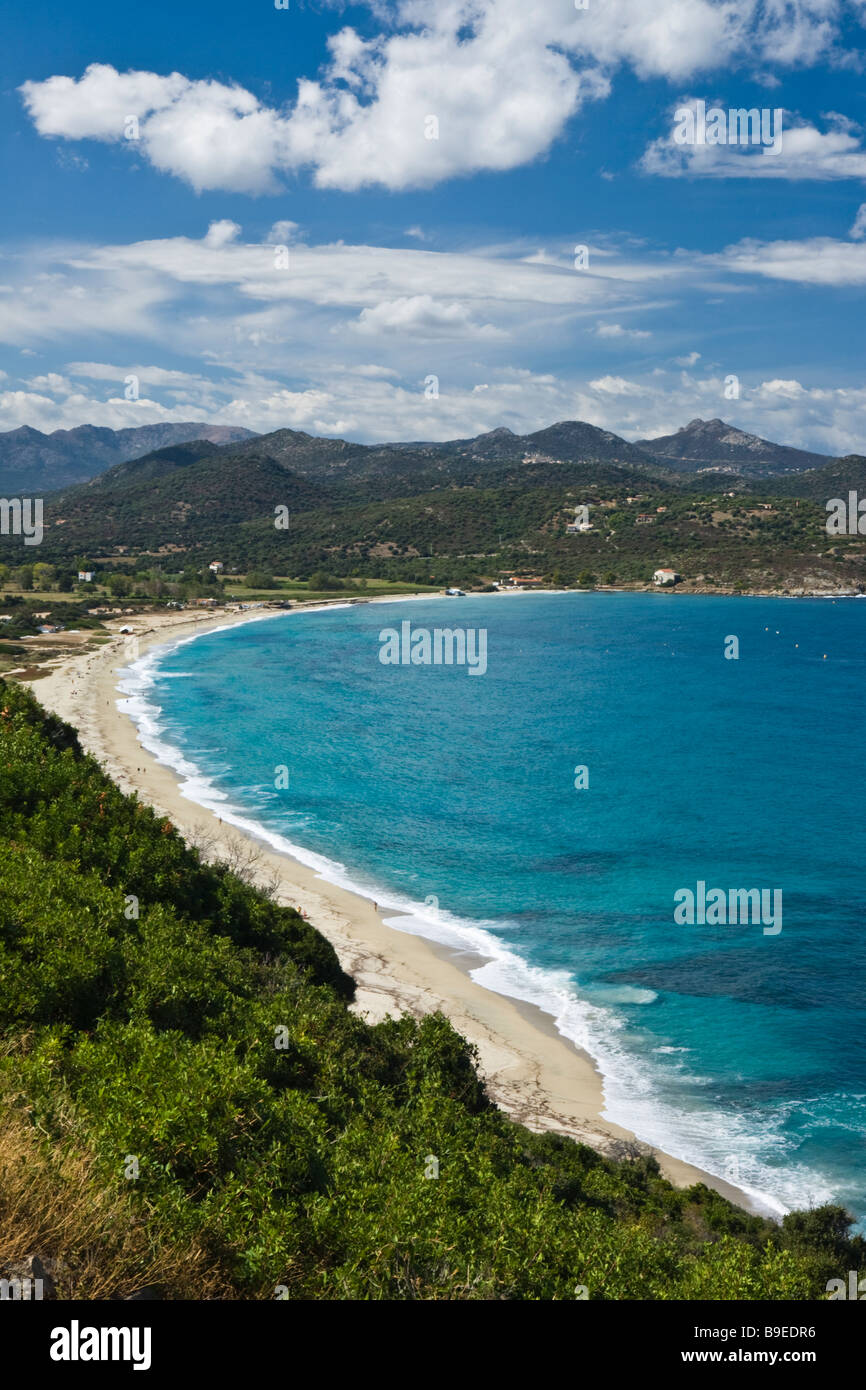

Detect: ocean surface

[119,593,866,1221]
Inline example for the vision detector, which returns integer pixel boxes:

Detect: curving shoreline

[20,598,767,1215]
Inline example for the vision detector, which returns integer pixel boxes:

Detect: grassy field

[224,578,441,601]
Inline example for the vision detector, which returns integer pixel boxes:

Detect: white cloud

[0,266,167,348]
[18,3,859,193]
[714,233,866,285]
[24,372,76,395]
[3,356,866,459]
[203,220,242,248]
[0,218,864,456]
[349,364,400,378]
[352,294,505,339]
[67,361,211,388]
[587,375,650,395]
[0,388,211,433]
[850,203,866,238]
[594,321,652,339]
[643,105,866,181]
[266,221,300,245]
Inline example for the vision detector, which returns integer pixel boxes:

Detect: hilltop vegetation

[0,679,862,1300]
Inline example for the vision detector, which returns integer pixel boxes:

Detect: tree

[32,563,56,591]
[245,570,275,590]
[107,573,132,598]
[308,571,343,591]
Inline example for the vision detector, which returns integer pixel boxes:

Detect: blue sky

[1,0,866,452]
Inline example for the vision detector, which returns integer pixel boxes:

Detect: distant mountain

[520,420,655,466]
[0,422,257,494]
[390,419,657,467]
[229,418,670,498]
[636,418,831,477]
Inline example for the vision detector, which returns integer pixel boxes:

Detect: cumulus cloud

[0,387,211,434]
[203,220,242,248]
[18,2,861,193]
[24,372,76,395]
[352,294,505,339]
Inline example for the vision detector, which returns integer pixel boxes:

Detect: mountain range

[2,412,863,595]
[0,415,851,499]
[0,422,256,494]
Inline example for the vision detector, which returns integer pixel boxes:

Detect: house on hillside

[653,568,680,587]
[209,561,224,573]
[636,513,655,525]
[78,571,94,582]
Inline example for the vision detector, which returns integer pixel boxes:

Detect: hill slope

[0,678,860,1299]
[46,443,329,551]
[763,454,866,500]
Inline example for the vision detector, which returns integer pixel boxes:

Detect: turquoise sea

[119,593,866,1221]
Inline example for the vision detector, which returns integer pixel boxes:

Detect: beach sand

[14,600,758,1211]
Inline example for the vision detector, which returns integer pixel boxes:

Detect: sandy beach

[14,599,758,1211]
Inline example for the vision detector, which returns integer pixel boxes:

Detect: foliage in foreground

[0,679,861,1300]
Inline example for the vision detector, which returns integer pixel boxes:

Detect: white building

[78,571,94,582]
[653,568,679,586]
[209,561,224,573]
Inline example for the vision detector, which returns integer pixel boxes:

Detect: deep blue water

[120,593,866,1220]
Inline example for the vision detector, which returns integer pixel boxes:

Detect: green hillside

[4,423,865,595]
[0,679,862,1299]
